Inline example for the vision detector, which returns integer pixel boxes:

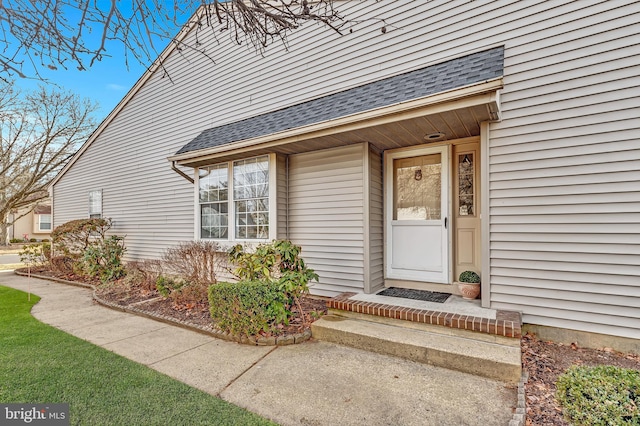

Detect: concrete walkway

[1,272,517,426]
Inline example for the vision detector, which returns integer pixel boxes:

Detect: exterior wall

[51,0,640,336]
[486,2,640,339]
[288,144,366,297]
[10,206,51,242]
[368,146,384,293]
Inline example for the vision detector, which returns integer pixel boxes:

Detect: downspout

[171,161,194,184]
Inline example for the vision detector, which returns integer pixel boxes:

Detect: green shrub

[459,270,480,283]
[77,236,126,282]
[208,281,289,336]
[9,238,23,243]
[229,240,318,324]
[18,243,48,267]
[556,365,640,425]
[29,238,37,242]
[156,276,187,298]
[229,243,277,281]
[51,218,112,258]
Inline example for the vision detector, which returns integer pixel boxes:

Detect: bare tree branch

[0,0,347,81]
[0,82,97,244]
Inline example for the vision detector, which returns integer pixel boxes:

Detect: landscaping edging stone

[13,269,312,346]
[509,370,528,426]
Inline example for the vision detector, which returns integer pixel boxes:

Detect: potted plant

[456,271,481,300]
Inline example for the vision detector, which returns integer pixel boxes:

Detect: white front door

[385,145,450,283]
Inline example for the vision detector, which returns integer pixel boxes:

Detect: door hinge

[444,217,448,229]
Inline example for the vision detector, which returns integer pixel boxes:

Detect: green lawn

[0,286,276,425]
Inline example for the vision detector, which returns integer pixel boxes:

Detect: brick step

[311,314,522,383]
[328,292,522,339]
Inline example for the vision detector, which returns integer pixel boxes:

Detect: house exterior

[8,202,52,242]
[50,1,640,344]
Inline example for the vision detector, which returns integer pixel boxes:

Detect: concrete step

[311,314,522,383]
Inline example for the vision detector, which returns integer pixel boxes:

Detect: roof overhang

[169,77,502,168]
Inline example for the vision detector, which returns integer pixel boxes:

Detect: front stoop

[311,292,522,384]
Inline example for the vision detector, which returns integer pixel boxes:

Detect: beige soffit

[48,6,207,188]
[169,78,503,167]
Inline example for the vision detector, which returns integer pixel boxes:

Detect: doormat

[377,287,451,303]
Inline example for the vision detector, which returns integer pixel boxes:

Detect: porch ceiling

[273,102,495,155]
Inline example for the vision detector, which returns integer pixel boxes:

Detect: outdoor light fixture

[424,132,446,141]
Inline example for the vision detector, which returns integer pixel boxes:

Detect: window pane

[233,156,269,239]
[394,155,441,220]
[200,202,228,239]
[199,164,228,203]
[458,153,475,216]
[39,214,52,231]
[89,190,102,218]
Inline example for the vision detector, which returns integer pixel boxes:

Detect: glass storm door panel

[387,146,449,283]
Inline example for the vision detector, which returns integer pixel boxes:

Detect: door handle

[444,217,448,229]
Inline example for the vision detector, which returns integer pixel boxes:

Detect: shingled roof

[176,46,504,156]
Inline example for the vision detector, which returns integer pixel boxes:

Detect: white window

[89,190,102,219]
[199,155,271,240]
[199,164,229,239]
[38,214,52,231]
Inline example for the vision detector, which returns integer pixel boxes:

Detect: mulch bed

[522,332,640,425]
[95,281,328,336]
[24,267,328,338]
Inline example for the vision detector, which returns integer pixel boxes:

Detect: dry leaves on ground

[522,332,640,425]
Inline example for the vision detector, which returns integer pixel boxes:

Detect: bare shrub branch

[162,240,224,286]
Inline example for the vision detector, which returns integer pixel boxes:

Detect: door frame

[383,144,452,284]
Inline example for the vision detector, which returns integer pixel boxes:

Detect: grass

[0,285,276,426]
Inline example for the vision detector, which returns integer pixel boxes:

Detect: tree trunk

[0,221,9,246]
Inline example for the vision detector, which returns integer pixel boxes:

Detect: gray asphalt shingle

[176,46,504,155]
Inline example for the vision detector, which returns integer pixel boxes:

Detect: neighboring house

[50,1,640,344]
[8,203,52,242]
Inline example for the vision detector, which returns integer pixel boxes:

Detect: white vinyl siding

[288,144,366,297]
[487,2,640,339]
[276,153,288,240]
[368,147,384,293]
[50,0,640,338]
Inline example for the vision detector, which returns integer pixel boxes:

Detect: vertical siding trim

[276,153,288,240]
[193,167,199,241]
[362,142,372,293]
[268,153,278,240]
[481,122,491,308]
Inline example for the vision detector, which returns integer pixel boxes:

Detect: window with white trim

[38,214,52,231]
[199,164,229,239]
[89,190,102,219]
[199,155,270,240]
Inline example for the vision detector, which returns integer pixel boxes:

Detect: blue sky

[12,5,185,122]
[17,51,148,121]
